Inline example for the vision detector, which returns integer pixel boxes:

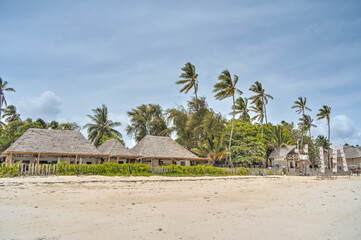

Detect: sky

[1,0,360,147]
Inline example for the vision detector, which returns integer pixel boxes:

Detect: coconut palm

[269,125,291,148]
[250,99,265,136]
[316,105,331,168]
[249,81,273,123]
[0,77,16,120]
[193,134,229,165]
[127,104,169,142]
[234,97,250,122]
[59,122,81,130]
[291,97,311,148]
[298,114,317,138]
[213,69,242,166]
[83,104,122,147]
[1,105,21,123]
[176,62,199,107]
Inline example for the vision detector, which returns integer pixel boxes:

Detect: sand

[0,175,360,240]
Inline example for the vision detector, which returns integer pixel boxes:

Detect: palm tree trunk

[328,119,331,169]
[228,95,235,168]
[0,95,2,121]
[300,109,304,150]
[263,97,267,124]
[194,88,198,110]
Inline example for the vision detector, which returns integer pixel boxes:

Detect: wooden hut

[327,145,361,170]
[130,135,209,167]
[268,145,310,175]
[2,128,106,165]
[98,139,141,164]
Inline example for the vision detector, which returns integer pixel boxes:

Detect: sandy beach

[0,175,360,240]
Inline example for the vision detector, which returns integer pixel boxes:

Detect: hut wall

[10,154,100,164]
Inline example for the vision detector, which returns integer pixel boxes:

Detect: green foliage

[193,134,229,164]
[55,162,152,176]
[156,165,251,176]
[0,163,20,177]
[98,135,126,147]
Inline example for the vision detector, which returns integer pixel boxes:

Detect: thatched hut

[3,128,106,165]
[268,145,310,174]
[98,139,141,164]
[327,145,361,170]
[130,135,209,167]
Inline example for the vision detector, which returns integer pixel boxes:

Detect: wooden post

[36,153,40,173]
[116,156,119,164]
[108,156,110,163]
[9,152,13,166]
[75,155,78,165]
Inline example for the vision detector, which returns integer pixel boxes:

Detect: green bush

[156,165,251,176]
[0,163,20,177]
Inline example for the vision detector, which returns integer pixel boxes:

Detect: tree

[176,62,199,107]
[315,135,330,149]
[97,134,125,147]
[0,77,16,120]
[250,99,264,136]
[213,69,242,166]
[269,125,291,148]
[249,81,273,124]
[59,122,81,130]
[48,120,60,130]
[127,104,169,142]
[291,97,311,148]
[1,105,21,123]
[83,104,122,147]
[234,97,250,122]
[316,105,331,168]
[298,114,316,138]
[35,118,47,129]
[193,134,229,166]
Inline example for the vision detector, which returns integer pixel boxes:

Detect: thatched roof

[130,135,207,160]
[269,145,296,160]
[98,139,141,158]
[4,128,103,156]
[329,145,361,159]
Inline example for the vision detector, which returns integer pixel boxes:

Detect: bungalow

[97,139,141,163]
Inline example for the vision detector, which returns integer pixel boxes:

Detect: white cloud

[18,91,62,120]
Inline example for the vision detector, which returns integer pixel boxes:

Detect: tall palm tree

[316,105,331,168]
[250,99,265,136]
[298,114,317,138]
[234,97,250,122]
[193,134,230,166]
[0,77,16,120]
[1,105,21,123]
[291,97,311,148]
[249,81,273,124]
[60,122,81,130]
[127,104,169,142]
[176,62,199,107]
[213,69,242,166]
[269,125,291,148]
[83,104,122,147]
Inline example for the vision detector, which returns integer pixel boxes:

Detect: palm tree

[83,104,122,147]
[213,69,242,166]
[48,120,60,129]
[0,77,16,120]
[35,118,48,129]
[1,105,21,123]
[234,97,250,122]
[60,122,81,130]
[298,114,316,138]
[249,81,273,124]
[127,104,169,142]
[316,105,331,168]
[176,62,199,107]
[269,125,291,148]
[250,99,264,136]
[193,134,229,166]
[291,97,311,148]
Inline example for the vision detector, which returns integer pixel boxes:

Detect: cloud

[18,91,62,120]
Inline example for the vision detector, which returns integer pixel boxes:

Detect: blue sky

[1,0,360,147]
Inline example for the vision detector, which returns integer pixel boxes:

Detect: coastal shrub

[156,165,251,176]
[0,163,20,177]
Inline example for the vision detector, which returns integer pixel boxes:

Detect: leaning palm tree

[291,97,311,148]
[234,97,250,122]
[298,114,317,138]
[1,105,21,123]
[213,69,242,166]
[317,105,331,168]
[83,104,122,147]
[193,134,230,166]
[59,122,81,130]
[250,99,265,136]
[249,81,273,123]
[176,62,199,107]
[0,77,16,120]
